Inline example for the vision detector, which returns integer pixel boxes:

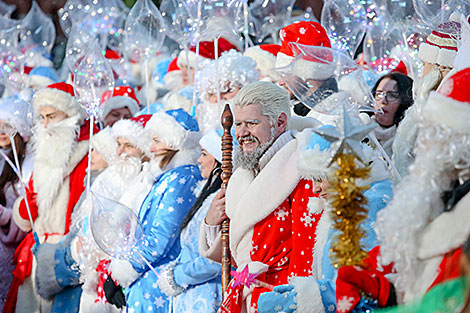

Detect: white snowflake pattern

[176,197,184,204]
[328,304,336,312]
[301,212,316,227]
[320,285,328,292]
[128,307,135,313]
[274,207,289,221]
[151,251,158,256]
[168,206,175,212]
[144,292,151,300]
[169,187,175,193]
[178,177,186,184]
[169,173,179,181]
[152,282,158,288]
[299,27,306,34]
[337,296,355,313]
[153,296,165,308]
[274,304,283,312]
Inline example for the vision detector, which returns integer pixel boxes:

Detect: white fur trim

[91,127,118,164]
[417,191,470,259]
[292,58,334,80]
[163,92,192,112]
[109,259,140,288]
[199,128,223,163]
[244,46,276,77]
[423,91,470,132]
[297,148,332,180]
[28,75,55,89]
[289,115,322,132]
[112,119,152,158]
[290,276,326,313]
[177,50,202,68]
[417,43,457,67]
[100,96,140,120]
[33,87,83,118]
[79,291,120,313]
[226,129,312,264]
[312,208,330,280]
[145,111,201,150]
[275,52,294,69]
[12,196,33,232]
[163,71,183,91]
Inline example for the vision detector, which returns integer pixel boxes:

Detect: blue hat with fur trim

[153,58,171,84]
[145,108,201,150]
[29,66,59,88]
[298,125,334,180]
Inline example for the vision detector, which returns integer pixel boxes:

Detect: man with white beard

[199,81,322,313]
[392,20,461,177]
[4,82,93,313]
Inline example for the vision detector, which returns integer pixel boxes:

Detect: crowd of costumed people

[1,0,470,313]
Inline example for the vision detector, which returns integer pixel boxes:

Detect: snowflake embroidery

[274,304,283,312]
[328,304,336,312]
[168,206,175,212]
[299,27,306,34]
[153,296,165,308]
[178,177,186,184]
[274,207,289,221]
[337,296,355,313]
[301,212,316,227]
[169,173,179,181]
[144,292,150,300]
[152,282,158,289]
[176,197,184,204]
[320,284,328,292]
[169,187,175,193]
[151,251,158,256]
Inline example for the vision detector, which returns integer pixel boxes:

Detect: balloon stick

[7,136,37,239]
[144,58,150,114]
[190,0,203,118]
[214,36,221,115]
[243,0,249,51]
[86,114,95,193]
[136,250,160,279]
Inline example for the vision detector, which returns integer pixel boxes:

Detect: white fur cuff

[109,259,140,288]
[290,276,326,313]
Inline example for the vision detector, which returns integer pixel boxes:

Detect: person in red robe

[198,81,322,313]
[4,82,96,313]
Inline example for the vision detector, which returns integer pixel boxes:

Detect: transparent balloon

[72,40,115,118]
[64,24,107,74]
[0,1,15,18]
[57,0,88,36]
[90,192,144,259]
[19,2,56,56]
[361,0,392,30]
[413,0,470,28]
[0,97,33,138]
[321,0,367,59]
[276,43,381,116]
[375,0,415,23]
[124,0,166,62]
[160,0,197,46]
[249,0,295,43]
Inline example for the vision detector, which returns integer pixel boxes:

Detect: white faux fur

[28,74,55,89]
[244,46,277,77]
[292,58,334,81]
[423,91,470,132]
[33,87,84,118]
[311,207,330,280]
[145,111,201,150]
[417,191,470,259]
[290,276,326,313]
[226,129,312,265]
[289,115,322,132]
[417,42,457,67]
[79,291,121,313]
[100,96,140,120]
[177,50,200,68]
[112,118,152,158]
[297,148,332,180]
[109,258,140,288]
[275,52,294,69]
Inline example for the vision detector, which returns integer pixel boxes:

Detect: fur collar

[312,203,330,279]
[417,191,470,259]
[226,129,312,261]
[258,130,294,172]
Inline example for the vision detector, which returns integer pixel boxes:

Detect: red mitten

[336,266,392,313]
[18,179,38,222]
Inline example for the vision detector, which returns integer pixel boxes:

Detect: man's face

[103,107,132,127]
[116,137,144,159]
[181,65,195,86]
[234,103,277,154]
[39,106,68,128]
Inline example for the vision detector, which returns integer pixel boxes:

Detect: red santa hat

[104,49,121,60]
[33,82,84,118]
[112,115,153,158]
[100,86,140,120]
[163,57,182,88]
[275,21,332,69]
[417,21,461,68]
[424,67,470,132]
[244,44,281,78]
[177,37,240,69]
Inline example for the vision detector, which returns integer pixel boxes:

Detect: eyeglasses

[374,90,400,103]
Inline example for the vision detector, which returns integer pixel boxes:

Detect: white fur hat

[112,115,153,158]
[32,82,85,119]
[417,21,460,68]
[91,127,117,164]
[0,97,33,140]
[145,108,201,151]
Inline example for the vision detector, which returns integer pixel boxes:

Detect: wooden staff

[221,103,233,298]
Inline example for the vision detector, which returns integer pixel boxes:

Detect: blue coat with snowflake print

[124,164,202,313]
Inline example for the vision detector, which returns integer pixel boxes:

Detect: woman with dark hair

[371,72,414,157]
[0,98,32,311]
[157,128,234,313]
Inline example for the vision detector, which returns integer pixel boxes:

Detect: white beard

[32,114,82,215]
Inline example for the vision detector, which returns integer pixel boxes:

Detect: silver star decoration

[313,104,377,165]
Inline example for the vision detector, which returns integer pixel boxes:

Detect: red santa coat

[4,121,95,313]
[200,129,320,313]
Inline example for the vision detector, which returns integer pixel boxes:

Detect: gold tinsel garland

[329,153,371,268]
